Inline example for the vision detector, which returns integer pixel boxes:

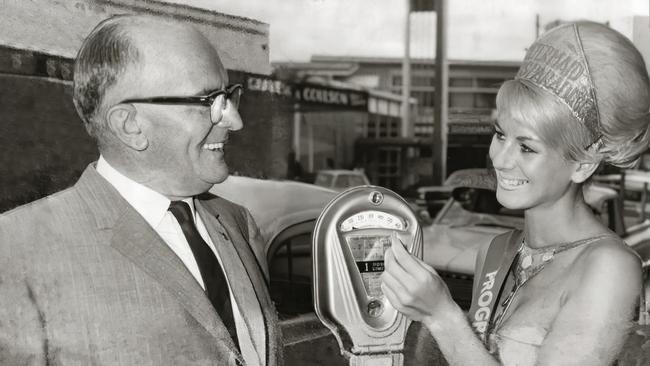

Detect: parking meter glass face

[347,235,391,297]
[340,210,407,299]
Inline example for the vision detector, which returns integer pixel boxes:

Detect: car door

[267,220,349,366]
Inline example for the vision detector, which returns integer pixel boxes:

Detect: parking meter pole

[348,353,404,366]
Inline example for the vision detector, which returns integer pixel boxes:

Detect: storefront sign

[246,76,293,98]
[246,75,368,111]
[294,83,368,110]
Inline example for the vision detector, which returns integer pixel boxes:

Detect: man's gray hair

[73,15,141,142]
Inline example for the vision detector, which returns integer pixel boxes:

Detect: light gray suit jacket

[0,164,283,365]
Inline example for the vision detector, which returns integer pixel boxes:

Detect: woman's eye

[520,144,535,153]
[493,129,505,140]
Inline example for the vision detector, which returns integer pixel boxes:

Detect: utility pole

[432,0,448,184]
[401,0,412,137]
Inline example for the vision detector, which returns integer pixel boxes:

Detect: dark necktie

[168,200,240,351]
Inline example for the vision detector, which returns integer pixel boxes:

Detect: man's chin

[203,171,230,186]
[174,175,229,197]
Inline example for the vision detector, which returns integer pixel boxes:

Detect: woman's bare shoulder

[574,237,642,296]
[580,237,640,272]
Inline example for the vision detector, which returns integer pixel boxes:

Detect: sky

[162,0,648,62]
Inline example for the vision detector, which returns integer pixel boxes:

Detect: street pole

[293,103,301,160]
[401,0,412,138]
[432,0,448,185]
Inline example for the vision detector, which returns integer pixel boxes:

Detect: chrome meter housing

[313,186,422,365]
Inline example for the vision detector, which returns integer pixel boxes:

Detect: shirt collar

[96,155,196,228]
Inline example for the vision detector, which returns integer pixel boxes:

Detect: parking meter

[313,186,423,366]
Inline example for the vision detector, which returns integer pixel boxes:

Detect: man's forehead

[130,21,207,54]
[126,23,227,91]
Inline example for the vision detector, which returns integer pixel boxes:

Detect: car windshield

[436,187,524,228]
[336,174,367,188]
[314,173,333,187]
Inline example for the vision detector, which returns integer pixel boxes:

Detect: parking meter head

[312,186,422,357]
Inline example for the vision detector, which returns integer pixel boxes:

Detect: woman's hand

[382,235,501,365]
[381,234,456,327]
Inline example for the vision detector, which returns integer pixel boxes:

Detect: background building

[274,56,520,190]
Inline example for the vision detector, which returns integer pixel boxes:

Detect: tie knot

[168,200,193,223]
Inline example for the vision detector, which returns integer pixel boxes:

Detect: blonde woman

[382,21,649,365]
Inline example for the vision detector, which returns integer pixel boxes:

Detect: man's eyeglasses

[120,84,243,123]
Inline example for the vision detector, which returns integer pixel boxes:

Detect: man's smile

[202,142,225,151]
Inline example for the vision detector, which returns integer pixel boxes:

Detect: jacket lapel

[74,164,241,356]
[195,200,268,366]
[109,208,238,345]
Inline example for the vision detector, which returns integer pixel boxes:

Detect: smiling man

[0,15,281,366]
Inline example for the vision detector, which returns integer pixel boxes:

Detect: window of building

[420,146,433,157]
[412,76,436,87]
[368,114,402,138]
[391,74,435,88]
[367,113,377,138]
[475,93,496,109]
[414,123,434,137]
[379,118,388,137]
[476,78,505,88]
[450,77,473,87]
[413,90,435,107]
[389,116,400,137]
[449,93,474,109]
[377,148,401,190]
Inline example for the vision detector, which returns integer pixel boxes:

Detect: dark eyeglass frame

[119,84,243,110]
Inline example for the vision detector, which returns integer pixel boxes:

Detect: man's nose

[214,107,243,131]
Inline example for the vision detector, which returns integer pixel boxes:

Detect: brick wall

[0,74,96,212]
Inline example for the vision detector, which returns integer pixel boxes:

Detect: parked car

[313,169,370,192]
[415,185,453,218]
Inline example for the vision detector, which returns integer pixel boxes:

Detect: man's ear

[106,104,148,151]
[571,161,599,184]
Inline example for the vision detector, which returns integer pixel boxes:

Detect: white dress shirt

[96,156,261,366]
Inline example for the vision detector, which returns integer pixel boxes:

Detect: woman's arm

[382,237,501,366]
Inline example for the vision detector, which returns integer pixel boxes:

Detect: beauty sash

[468,230,523,343]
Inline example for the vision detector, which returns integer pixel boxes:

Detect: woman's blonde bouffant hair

[496,21,650,169]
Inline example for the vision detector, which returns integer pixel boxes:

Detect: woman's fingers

[421,260,439,276]
[382,267,406,295]
[389,233,418,266]
[384,244,416,287]
[381,274,422,317]
[382,281,413,316]
[381,233,456,322]
[389,234,440,282]
[382,265,436,322]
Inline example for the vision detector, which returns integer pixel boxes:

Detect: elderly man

[0,15,281,366]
